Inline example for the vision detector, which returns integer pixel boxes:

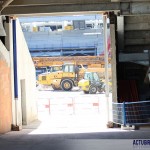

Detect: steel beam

[121,2,150,15]
[119,53,149,62]
[135,61,149,66]
[2,3,120,15]
[10,0,111,6]
[125,16,150,24]
[0,0,14,12]
[1,0,150,16]
[125,39,150,46]
[119,53,149,66]
[112,0,150,1]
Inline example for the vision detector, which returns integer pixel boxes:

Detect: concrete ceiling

[0,0,150,16]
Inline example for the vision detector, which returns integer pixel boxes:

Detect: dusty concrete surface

[1,90,149,150]
[0,127,150,150]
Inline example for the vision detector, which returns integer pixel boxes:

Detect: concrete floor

[0,127,150,150]
[0,90,149,150]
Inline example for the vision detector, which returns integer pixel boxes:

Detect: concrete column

[4,17,11,51]
[109,13,117,103]
[117,16,124,52]
[3,18,38,132]
[103,15,110,123]
[0,17,12,133]
[4,17,18,129]
[5,18,24,130]
[103,15,109,97]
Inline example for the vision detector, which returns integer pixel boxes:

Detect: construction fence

[37,96,100,115]
[113,100,150,126]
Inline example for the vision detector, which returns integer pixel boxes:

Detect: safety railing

[112,103,124,125]
[113,100,150,126]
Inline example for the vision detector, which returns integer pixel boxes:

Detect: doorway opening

[19,13,112,134]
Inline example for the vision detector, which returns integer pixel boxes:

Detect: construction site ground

[27,87,112,133]
[0,89,150,150]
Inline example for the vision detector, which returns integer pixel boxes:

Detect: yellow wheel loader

[78,72,105,94]
[37,65,62,87]
[38,63,86,91]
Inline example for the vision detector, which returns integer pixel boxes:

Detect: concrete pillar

[4,17,11,51]
[1,17,38,133]
[109,12,118,103]
[0,45,12,133]
[103,15,109,97]
[103,15,110,123]
[117,16,124,52]
[4,17,18,129]
[0,17,12,133]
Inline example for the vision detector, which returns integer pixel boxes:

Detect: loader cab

[62,64,86,73]
[62,63,79,81]
[78,72,105,94]
[62,63,86,73]
[49,65,62,72]
[84,72,100,82]
[62,64,75,72]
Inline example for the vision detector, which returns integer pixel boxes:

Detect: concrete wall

[11,19,38,126]
[117,15,150,101]
[0,18,37,133]
[0,41,12,133]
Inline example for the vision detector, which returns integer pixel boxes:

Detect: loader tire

[51,84,61,90]
[89,85,97,94]
[83,91,89,94]
[61,79,73,91]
